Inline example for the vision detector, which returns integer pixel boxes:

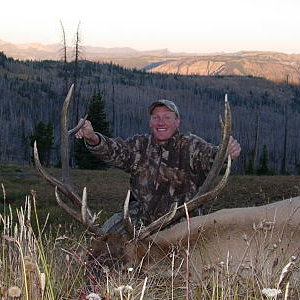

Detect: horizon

[2,38,300,56]
[1,0,300,54]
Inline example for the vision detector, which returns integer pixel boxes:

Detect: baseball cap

[149,99,180,117]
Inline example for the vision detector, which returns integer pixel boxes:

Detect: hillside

[0,53,300,174]
[145,51,300,84]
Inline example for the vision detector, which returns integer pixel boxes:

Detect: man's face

[149,105,180,144]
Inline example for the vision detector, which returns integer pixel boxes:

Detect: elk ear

[100,233,126,257]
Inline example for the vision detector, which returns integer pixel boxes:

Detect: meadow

[1,164,300,299]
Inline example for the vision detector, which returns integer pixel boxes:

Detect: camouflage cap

[149,99,180,117]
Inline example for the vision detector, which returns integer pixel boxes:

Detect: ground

[0,163,300,227]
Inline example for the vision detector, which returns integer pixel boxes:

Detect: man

[75,99,241,233]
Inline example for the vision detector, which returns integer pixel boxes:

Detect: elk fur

[90,195,300,282]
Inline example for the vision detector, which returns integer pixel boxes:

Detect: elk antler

[130,96,232,239]
[34,84,103,235]
[123,190,178,238]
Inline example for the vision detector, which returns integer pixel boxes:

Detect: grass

[1,193,89,299]
[1,193,298,299]
[1,163,300,299]
[1,163,300,228]
[0,164,130,228]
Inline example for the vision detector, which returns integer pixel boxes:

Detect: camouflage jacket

[85,132,218,225]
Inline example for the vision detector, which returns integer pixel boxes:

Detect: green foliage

[245,159,254,175]
[257,145,269,175]
[296,164,300,175]
[256,145,275,175]
[74,92,111,169]
[29,122,54,167]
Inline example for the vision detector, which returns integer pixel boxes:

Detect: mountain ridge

[0,39,186,60]
[146,51,300,84]
[1,39,300,83]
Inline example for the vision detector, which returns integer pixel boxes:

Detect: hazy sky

[1,0,300,54]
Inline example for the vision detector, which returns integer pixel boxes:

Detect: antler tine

[138,156,231,239]
[123,190,135,237]
[172,154,231,216]
[34,141,82,206]
[61,84,74,186]
[196,96,231,195]
[68,114,88,135]
[34,84,101,234]
[123,190,178,239]
[138,96,232,239]
[55,187,103,235]
[137,202,178,240]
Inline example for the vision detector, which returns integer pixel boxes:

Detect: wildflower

[24,256,35,272]
[8,286,21,298]
[262,288,282,298]
[123,285,133,294]
[40,272,46,293]
[203,264,213,271]
[86,292,102,299]
[115,285,133,295]
[218,261,225,267]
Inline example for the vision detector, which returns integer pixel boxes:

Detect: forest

[0,51,299,174]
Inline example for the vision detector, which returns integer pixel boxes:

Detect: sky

[1,0,300,54]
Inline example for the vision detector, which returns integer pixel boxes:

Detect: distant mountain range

[1,39,300,84]
[0,39,185,60]
[146,51,300,85]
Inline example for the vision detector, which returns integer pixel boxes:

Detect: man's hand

[228,136,241,160]
[75,119,100,145]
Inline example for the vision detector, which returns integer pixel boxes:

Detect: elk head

[34,86,232,274]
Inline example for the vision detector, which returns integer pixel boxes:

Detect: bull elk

[34,86,300,289]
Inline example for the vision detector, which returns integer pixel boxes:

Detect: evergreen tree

[296,163,300,175]
[256,145,274,175]
[30,122,54,167]
[245,158,254,175]
[75,92,111,169]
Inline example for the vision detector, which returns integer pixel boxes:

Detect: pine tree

[257,145,274,175]
[245,158,254,175]
[29,122,54,167]
[74,92,111,169]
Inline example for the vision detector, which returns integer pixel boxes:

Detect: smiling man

[75,99,241,233]
[149,100,180,144]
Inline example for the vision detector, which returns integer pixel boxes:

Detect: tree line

[0,51,299,174]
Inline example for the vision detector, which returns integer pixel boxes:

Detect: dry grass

[2,192,298,299]
[1,164,300,299]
